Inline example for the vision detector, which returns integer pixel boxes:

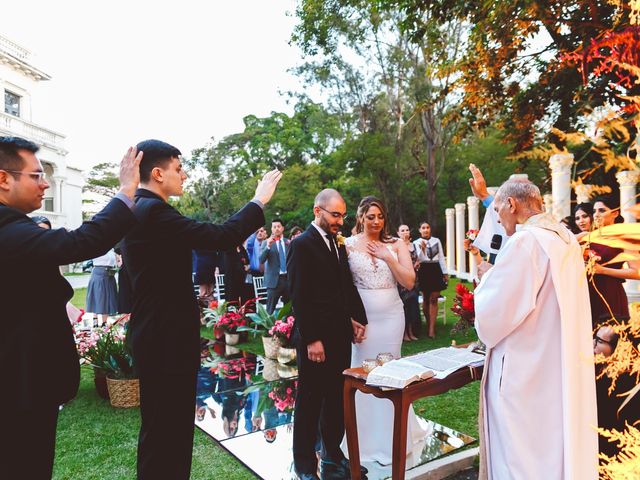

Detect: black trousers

[266,274,290,313]
[293,341,350,474]
[1,404,59,479]
[137,371,197,480]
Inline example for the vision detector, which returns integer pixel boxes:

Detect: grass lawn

[58,281,479,479]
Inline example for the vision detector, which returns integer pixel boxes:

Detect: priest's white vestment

[474,213,598,480]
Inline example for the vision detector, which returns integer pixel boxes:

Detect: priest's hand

[253,169,283,205]
[477,261,493,279]
[307,340,325,363]
[468,163,490,201]
[351,320,366,344]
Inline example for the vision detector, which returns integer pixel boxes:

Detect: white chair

[215,273,225,302]
[437,296,447,324]
[252,276,268,304]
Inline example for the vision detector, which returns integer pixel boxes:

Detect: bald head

[314,188,344,208]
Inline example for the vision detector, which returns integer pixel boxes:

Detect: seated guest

[193,249,224,300]
[0,136,140,479]
[224,243,253,306]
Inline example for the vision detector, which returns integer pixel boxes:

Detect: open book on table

[365,346,485,389]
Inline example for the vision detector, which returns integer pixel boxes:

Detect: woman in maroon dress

[588,197,640,328]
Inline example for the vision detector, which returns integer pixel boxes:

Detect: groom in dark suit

[287,189,368,480]
[123,139,282,479]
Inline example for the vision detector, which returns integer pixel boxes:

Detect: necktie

[277,240,286,273]
[326,234,338,261]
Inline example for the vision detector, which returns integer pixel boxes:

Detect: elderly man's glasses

[4,170,47,183]
[318,206,348,220]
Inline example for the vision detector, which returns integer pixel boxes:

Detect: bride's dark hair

[354,196,395,243]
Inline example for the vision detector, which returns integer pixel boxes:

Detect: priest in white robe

[474,179,598,480]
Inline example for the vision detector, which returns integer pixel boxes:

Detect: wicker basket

[106,377,140,408]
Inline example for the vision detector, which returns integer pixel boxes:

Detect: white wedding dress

[342,236,428,465]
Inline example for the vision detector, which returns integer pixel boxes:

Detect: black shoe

[298,473,320,480]
[320,458,368,479]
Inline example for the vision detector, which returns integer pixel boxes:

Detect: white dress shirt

[311,222,339,260]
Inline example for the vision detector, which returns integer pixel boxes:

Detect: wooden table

[342,364,483,480]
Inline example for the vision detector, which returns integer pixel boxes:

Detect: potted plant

[77,321,139,407]
[269,315,297,365]
[239,301,293,359]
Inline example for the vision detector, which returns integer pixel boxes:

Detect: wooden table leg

[391,393,411,480]
[343,378,361,480]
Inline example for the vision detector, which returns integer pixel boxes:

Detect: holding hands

[351,319,366,344]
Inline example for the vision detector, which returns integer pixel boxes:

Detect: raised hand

[118,146,143,200]
[468,163,490,201]
[253,169,283,205]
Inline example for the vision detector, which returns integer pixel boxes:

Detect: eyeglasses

[593,335,612,346]
[4,170,47,183]
[318,206,348,220]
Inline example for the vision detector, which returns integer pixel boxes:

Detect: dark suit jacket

[259,237,289,288]
[0,198,136,408]
[286,225,367,356]
[123,189,264,375]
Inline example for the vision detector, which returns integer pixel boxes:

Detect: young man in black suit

[287,189,368,480]
[122,139,281,480]
[0,136,141,479]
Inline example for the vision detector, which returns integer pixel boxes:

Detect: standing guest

[85,248,119,327]
[474,179,598,480]
[397,224,421,341]
[413,222,448,338]
[260,218,290,313]
[588,196,640,329]
[224,243,252,306]
[574,202,594,236]
[114,241,133,315]
[289,225,303,240]
[246,226,267,276]
[122,139,281,480]
[287,189,368,480]
[0,136,140,479]
[192,249,223,300]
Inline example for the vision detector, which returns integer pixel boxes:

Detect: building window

[4,90,21,117]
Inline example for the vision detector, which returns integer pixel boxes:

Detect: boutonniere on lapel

[336,232,346,247]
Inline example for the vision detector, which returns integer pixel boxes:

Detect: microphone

[488,234,503,264]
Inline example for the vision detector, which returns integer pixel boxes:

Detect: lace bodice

[345,236,397,289]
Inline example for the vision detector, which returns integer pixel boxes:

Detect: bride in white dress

[342,196,427,465]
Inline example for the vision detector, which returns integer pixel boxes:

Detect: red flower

[455,283,469,296]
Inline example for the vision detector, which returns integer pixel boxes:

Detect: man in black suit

[287,189,368,480]
[0,136,141,479]
[122,139,281,480]
[260,218,290,313]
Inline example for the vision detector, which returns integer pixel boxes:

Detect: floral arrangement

[267,380,297,413]
[336,232,346,247]
[239,301,292,338]
[465,229,479,241]
[450,283,476,335]
[269,315,295,347]
[76,321,135,379]
[204,299,254,335]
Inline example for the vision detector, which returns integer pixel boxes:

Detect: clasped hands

[306,319,366,363]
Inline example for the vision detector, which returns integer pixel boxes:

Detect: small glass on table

[376,352,394,365]
[362,359,378,373]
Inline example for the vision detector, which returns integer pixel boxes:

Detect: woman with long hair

[413,222,447,338]
[587,196,640,328]
[342,196,426,464]
[574,202,594,235]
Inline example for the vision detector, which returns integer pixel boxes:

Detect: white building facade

[0,34,83,229]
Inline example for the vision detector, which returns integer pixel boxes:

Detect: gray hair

[314,188,343,208]
[495,179,543,209]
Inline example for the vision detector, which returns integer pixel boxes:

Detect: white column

[574,183,595,205]
[445,208,456,275]
[454,203,467,280]
[616,170,640,302]
[549,153,574,220]
[467,196,479,280]
[52,175,64,213]
[543,193,554,215]
[616,170,640,224]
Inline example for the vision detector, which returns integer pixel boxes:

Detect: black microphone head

[490,234,503,250]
